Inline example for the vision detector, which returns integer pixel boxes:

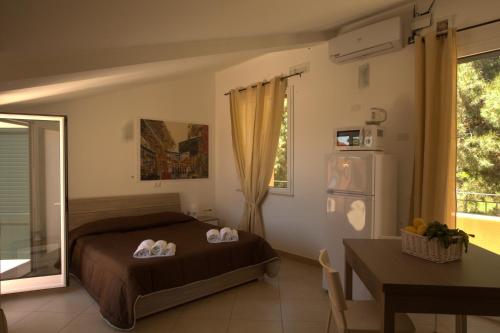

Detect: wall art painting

[140,119,208,180]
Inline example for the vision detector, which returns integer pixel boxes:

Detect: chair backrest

[319,249,348,332]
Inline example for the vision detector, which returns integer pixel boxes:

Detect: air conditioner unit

[329,17,403,63]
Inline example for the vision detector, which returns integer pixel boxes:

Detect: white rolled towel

[220,227,233,242]
[164,242,176,256]
[230,229,239,242]
[151,240,168,256]
[206,229,220,243]
[133,239,154,258]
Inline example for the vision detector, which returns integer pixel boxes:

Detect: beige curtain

[411,28,457,227]
[229,77,287,237]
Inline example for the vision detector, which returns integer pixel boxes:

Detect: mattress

[68,212,279,329]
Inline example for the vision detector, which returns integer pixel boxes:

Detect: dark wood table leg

[456,315,467,333]
[381,296,395,333]
[345,259,353,300]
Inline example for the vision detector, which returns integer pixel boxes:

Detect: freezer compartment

[326,151,374,196]
[326,193,374,238]
[324,194,374,299]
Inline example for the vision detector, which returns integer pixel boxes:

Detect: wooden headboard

[68,193,181,230]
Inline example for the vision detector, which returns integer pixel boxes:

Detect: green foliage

[425,221,474,253]
[272,97,288,188]
[456,54,500,215]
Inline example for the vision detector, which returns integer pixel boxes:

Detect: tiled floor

[2,257,500,332]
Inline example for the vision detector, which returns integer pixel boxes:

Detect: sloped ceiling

[0,0,411,106]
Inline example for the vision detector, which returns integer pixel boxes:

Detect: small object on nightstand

[197,215,219,226]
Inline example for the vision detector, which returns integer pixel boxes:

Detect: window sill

[268,190,294,197]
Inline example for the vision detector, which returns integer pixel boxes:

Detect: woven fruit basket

[401,229,463,263]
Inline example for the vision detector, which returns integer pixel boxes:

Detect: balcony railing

[457,191,500,217]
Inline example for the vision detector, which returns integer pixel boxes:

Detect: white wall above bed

[15,73,216,213]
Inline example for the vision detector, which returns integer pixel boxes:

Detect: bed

[68,193,280,330]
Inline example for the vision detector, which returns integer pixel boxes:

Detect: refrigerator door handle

[326,190,374,198]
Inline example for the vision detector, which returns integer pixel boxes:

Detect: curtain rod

[223,71,303,96]
[409,17,500,44]
[456,18,500,32]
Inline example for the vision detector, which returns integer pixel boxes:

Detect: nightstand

[196,215,219,226]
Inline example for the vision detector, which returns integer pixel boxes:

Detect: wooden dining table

[343,239,500,333]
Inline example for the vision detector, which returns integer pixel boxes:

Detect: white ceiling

[2,0,409,52]
[0,51,262,108]
[0,0,411,106]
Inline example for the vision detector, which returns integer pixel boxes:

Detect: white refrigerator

[323,151,397,298]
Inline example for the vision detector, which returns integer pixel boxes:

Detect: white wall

[214,0,500,259]
[215,45,415,258]
[21,73,216,212]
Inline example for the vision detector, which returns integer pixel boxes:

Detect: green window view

[270,95,289,189]
[456,51,500,254]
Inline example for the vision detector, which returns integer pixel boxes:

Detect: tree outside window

[269,87,293,195]
[456,51,500,254]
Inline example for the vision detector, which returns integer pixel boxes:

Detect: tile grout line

[4,293,57,329]
[4,310,32,328]
[55,301,94,332]
[5,310,35,330]
[278,274,285,333]
[225,286,238,333]
[56,310,85,332]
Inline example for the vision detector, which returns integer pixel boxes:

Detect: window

[269,85,293,195]
[456,50,500,254]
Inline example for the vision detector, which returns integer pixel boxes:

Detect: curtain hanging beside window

[229,77,287,237]
[411,28,458,227]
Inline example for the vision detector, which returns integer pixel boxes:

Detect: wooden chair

[319,249,415,333]
[0,308,7,333]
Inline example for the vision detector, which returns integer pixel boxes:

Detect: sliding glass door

[0,114,67,293]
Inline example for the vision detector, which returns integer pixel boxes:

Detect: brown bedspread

[69,212,279,329]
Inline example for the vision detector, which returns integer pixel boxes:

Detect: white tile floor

[2,257,499,332]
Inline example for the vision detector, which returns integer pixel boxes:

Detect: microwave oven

[334,125,384,151]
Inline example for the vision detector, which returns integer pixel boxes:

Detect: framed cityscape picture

[140,118,208,180]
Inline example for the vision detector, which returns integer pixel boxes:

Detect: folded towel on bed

[231,229,239,242]
[206,229,220,243]
[207,228,239,243]
[133,239,155,258]
[151,240,168,256]
[164,242,176,256]
[134,240,176,258]
[220,227,233,242]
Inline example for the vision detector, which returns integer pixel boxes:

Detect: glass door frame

[0,113,68,294]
